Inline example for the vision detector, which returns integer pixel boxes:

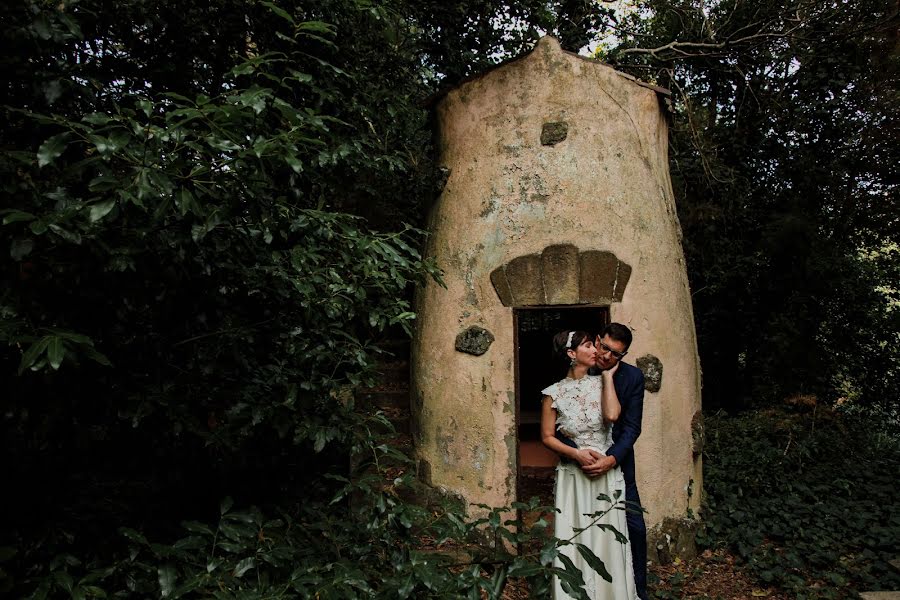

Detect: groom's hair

[601,322,633,350]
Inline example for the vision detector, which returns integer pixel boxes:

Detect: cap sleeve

[541,382,560,408]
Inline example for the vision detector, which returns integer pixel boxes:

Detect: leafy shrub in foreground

[17,418,629,600]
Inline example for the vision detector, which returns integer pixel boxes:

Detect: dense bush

[11,426,630,599]
[0,2,633,597]
[2,1,444,572]
[700,409,900,598]
[1,0,426,593]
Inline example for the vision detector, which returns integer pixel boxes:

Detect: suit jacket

[556,362,645,500]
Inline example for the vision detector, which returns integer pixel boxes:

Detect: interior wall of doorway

[514,305,609,501]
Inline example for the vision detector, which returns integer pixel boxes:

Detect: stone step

[859,558,900,600]
[370,406,411,435]
[387,432,413,452]
[370,371,410,389]
[374,360,410,381]
[356,356,410,409]
[375,338,411,358]
[357,389,410,410]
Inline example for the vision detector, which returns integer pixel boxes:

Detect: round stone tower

[411,36,703,532]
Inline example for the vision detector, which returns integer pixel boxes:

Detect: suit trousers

[625,484,648,600]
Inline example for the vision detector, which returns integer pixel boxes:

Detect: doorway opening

[514,305,609,502]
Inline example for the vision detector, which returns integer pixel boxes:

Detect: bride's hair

[552,330,591,372]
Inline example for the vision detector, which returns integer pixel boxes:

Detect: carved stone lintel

[505,254,544,305]
[542,244,579,304]
[489,266,514,307]
[490,247,633,307]
[579,250,618,303]
[613,261,632,301]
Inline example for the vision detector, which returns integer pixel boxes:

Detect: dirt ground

[499,548,789,599]
[382,430,792,598]
[506,475,792,599]
[646,548,791,600]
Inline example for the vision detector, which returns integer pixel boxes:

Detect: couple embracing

[540,323,647,600]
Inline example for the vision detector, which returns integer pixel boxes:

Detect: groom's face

[594,334,627,370]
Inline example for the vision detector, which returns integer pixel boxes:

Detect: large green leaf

[157,566,176,598]
[574,543,612,583]
[46,337,64,370]
[18,336,51,374]
[37,133,70,167]
[88,200,116,222]
[1,210,36,225]
[261,1,295,26]
[232,557,255,578]
[52,571,73,593]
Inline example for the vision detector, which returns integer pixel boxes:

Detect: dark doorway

[515,306,609,502]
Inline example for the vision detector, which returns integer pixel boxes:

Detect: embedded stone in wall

[542,244,580,304]
[455,326,495,356]
[541,121,568,145]
[505,254,545,305]
[636,354,663,393]
[579,250,618,303]
[691,411,705,456]
[647,517,700,565]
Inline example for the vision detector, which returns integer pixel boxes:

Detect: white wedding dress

[542,375,638,600]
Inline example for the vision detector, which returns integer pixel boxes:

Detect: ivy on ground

[700,408,900,599]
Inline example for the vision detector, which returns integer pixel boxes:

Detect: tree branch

[617,27,803,59]
[615,5,898,62]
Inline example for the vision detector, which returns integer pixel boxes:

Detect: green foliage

[1,0,442,589]
[16,428,627,599]
[700,409,900,598]
[2,0,443,460]
[647,570,687,600]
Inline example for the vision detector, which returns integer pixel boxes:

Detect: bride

[540,330,638,599]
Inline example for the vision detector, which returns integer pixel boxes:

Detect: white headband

[566,331,575,349]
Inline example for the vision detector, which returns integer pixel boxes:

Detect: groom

[559,322,648,599]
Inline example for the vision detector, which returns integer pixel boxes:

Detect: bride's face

[568,338,597,369]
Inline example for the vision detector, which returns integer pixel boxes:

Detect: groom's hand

[582,455,616,477]
[573,448,603,467]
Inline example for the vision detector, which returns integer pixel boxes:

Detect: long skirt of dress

[553,459,638,600]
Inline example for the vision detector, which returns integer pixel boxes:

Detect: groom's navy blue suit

[558,361,648,599]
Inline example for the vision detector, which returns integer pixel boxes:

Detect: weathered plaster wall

[412,36,702,528]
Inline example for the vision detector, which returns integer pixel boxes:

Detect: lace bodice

[542,375,613,451]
